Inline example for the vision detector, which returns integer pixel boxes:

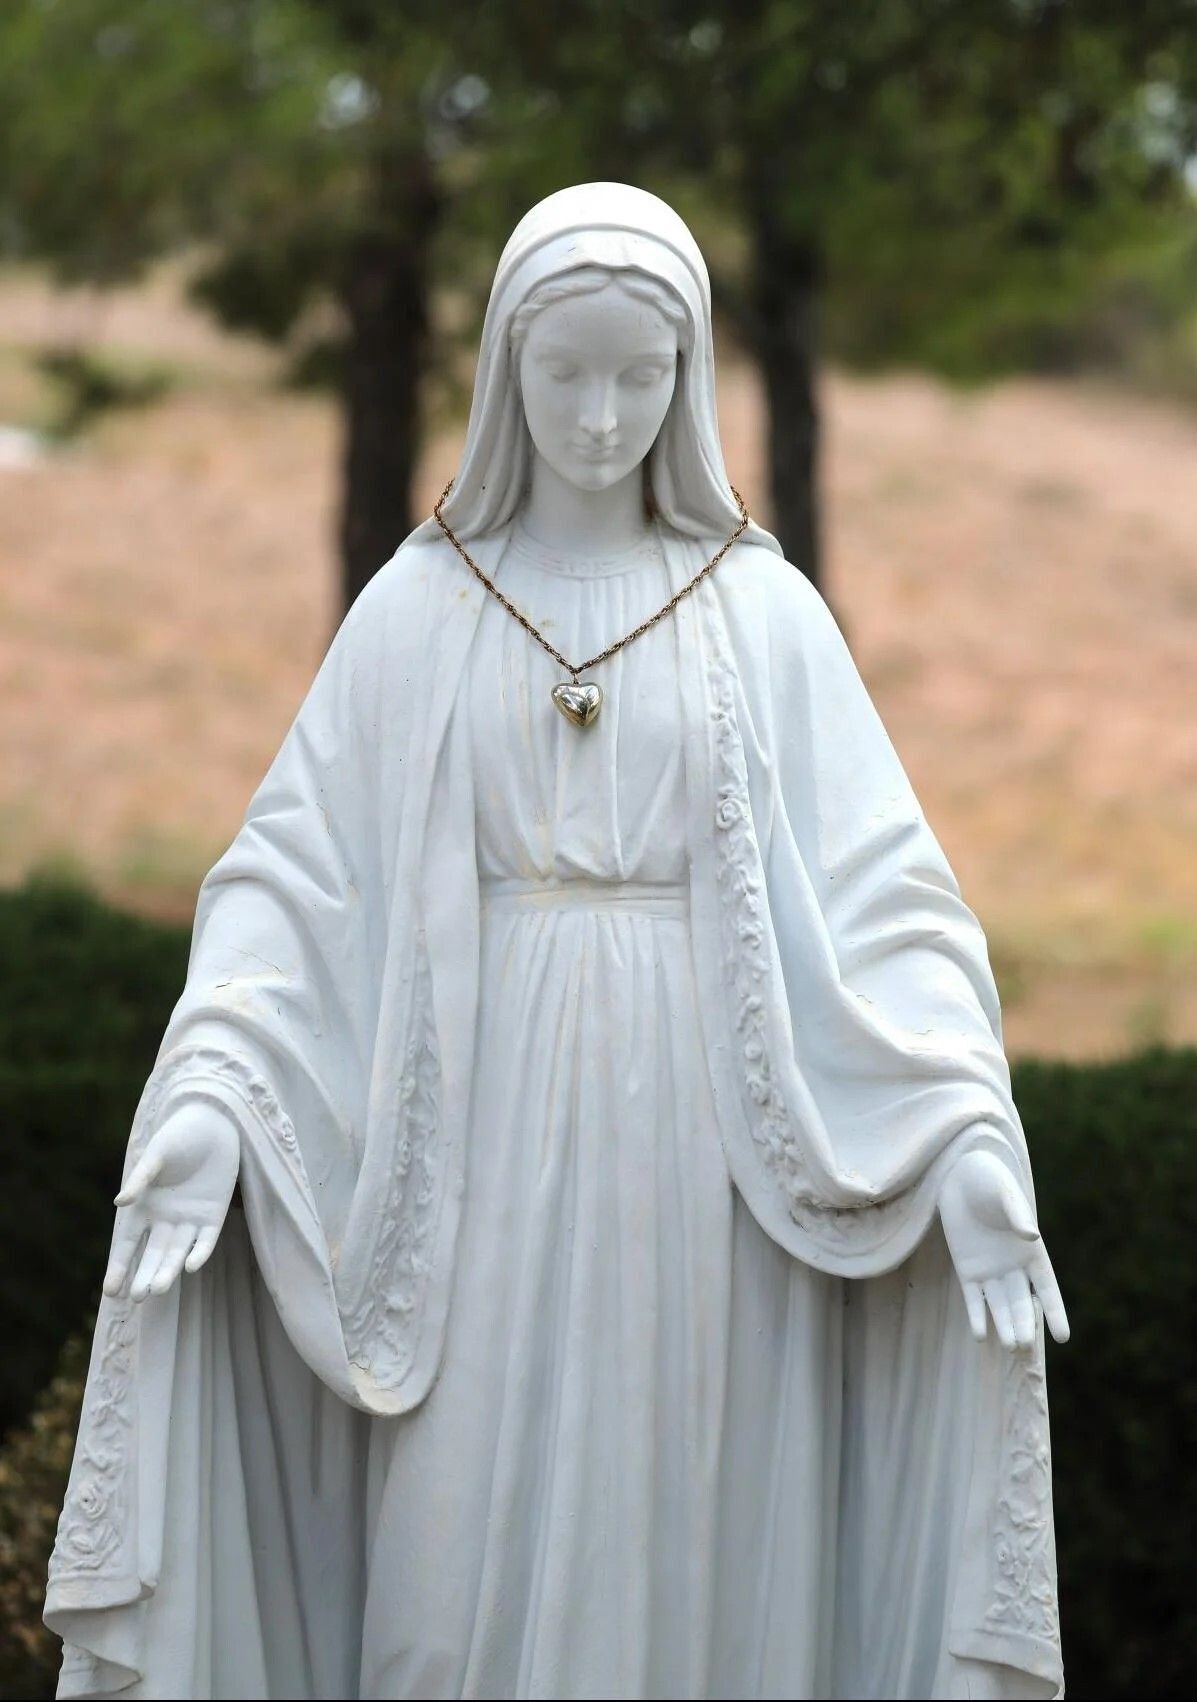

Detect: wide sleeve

[43,559,424,1700]
[697,550,1062,1696]
[119,558,404,1397]
[706,550,1033,1275]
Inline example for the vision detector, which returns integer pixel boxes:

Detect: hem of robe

[949,1631,1064,1694]
[45,1211,369,1702]
[46,1208,1062,1701]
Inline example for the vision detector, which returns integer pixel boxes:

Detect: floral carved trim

[341,939,442,1390]
[47,1044,304,1588]
[150,1043,310,1194]
[983,1344,1059,1645]
[707,650,926,1250]
[44,1061,171,1586]
[46,1303,138,1583]
[709,659,812,1215]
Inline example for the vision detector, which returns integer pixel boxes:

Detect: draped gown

[358,523,845,1699]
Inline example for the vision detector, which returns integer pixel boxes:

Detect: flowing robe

[44,526,1062,1699]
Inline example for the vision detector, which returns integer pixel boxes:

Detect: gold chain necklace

[433,478,750,727]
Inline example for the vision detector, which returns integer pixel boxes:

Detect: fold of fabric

[682,538,1033,1275]
[48,1212,368,1700]
[46,179,1060,1698]
[45,526,1062,1696]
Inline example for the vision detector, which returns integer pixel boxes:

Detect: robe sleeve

[711,549,1034,1275]
[707,554,1062,1695]
[44,560,428,1697]
[113,558,403,1404]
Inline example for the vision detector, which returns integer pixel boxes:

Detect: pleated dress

[359,522,842,1701]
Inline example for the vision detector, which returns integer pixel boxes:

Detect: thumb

[114,1145,163,1207]
[996,1170,1039,1241]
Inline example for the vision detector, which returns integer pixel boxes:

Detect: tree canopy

[3,0,1195,601]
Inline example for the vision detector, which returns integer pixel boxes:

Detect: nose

[578,377,618,442]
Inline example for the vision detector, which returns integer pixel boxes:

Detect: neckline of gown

[505,518,666,579]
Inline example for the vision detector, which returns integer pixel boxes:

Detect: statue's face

[517,282,679,493]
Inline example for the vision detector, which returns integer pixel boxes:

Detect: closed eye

[623,362,671,386]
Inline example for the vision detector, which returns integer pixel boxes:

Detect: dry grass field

[2,265,1195,1058]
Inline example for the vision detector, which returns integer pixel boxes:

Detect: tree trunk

[747,201,824,594]
[337,172,439,613]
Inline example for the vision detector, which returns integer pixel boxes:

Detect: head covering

[417,182,781,554]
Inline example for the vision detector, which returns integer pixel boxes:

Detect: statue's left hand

[939,1148,1070,1350]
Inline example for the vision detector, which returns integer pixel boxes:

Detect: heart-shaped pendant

[551,680,604,727]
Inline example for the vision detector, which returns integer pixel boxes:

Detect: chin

[560,458,633,492]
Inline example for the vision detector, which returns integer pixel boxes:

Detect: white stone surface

[45,183,1065,1700]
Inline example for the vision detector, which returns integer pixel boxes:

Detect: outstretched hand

[939,1148,1069,1350]
[103,1102,240,1302]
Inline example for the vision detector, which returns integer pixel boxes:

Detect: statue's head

[426,182,778,558]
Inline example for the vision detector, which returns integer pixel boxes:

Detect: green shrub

[1017,1049,1197,1701]
[0,879,1193,1697]
[0,1335,86,1702]
[0,877,189,1436]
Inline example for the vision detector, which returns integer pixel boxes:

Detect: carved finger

[1005,1270,1037,1349]
[148,1223,196,1296]
[102,1215,148,1298]
[1029,1246,1071,1345]
[114,1146,164,1208]
[962,1281,987,1341]
[982,1280,1016,1350]
[130,1221,174,1302]
[185,1223,222,1274]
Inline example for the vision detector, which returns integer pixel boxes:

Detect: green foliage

[0,878,1194,1695]
[659,0,1197,388]
[0,0,535,342]
[7,1,1195,385]
[5,1,1197,597]
[0,877,189,1438]
[1019,1048,1197,1701]
[0,0,310,286]
[0,1335,87,1702]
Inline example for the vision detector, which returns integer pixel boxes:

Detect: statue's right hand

[103,1102,240,1302]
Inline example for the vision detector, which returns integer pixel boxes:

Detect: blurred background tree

[0,0,532,606]
[512,0,1197,583]
[2,0,1195,603]
[707,0,1197,585]
[3,7,1197,1695]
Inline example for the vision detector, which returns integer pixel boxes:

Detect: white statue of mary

[45,184,1065,1700]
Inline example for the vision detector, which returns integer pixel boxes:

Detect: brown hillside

[2,268,1195,1057]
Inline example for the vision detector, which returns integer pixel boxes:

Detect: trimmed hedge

[0,878,189,1437]
[1017,1049,1196,1700]
[1,878,1194,1698]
